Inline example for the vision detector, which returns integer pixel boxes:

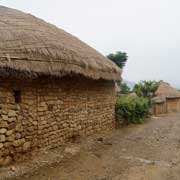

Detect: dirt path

[3,113,180,180]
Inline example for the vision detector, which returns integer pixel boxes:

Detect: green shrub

[115,95,149,125]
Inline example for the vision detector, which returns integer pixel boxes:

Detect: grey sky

[1,0,180,87]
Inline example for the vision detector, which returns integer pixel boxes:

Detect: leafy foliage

[107,51,128,69]
[115,95,149,125]
[118,82,130,94]
[133,81,158,98]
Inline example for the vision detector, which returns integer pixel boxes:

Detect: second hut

[152,81,180,114]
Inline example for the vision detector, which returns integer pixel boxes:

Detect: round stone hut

[152,81,180,114]
[0,6,121,164]
[152,96,166,115]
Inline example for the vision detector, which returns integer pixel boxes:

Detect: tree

[133,81,158,98]
[107,51,128,69]
[118,82,130,94]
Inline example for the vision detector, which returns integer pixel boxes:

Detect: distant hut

[0,6,121,164]
[152,81,180,114]
[128,92,137,97]
[152,96,166,115]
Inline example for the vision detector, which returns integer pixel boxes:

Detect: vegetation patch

[115,95,149,125]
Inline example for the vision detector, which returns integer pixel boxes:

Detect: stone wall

[153,103,167,115]
[166,98,180,113]
[0,76,116,165]
[153,98,180,115]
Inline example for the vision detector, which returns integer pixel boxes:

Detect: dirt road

[4,113,180,180]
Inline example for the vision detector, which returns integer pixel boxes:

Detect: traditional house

[152,96,167,115]
[0,6,121,164]
[152,81,180,114]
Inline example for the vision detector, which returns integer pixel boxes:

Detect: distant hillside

[175,85,180,90]
[123,80,136,89]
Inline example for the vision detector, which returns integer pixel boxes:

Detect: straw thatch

[155,81,180,99]
[128,92,138,97]
[152,96,166,104]
[0,6,121,80]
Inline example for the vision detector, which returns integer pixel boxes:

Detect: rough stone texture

[153,103,167,115]
[0,76,116,165]
[166,98,180,113]
[153,98,180,115]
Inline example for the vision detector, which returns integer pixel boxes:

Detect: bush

[115,95,149,125]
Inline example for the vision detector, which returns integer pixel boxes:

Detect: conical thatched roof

[0,6,121,80]
[155,81,180,99]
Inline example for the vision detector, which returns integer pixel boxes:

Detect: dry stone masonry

[0,6,121,167]
[0,76,116,166]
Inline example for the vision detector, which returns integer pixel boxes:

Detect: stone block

[0,128,7,134]
[8,110,16,117]
[6,130,14,136]
[13,139,25,147]
[1,115,8,121]
[0,135,6,142]
[0,121,8,128]
[23,142,31,152]
[0,143,3,149]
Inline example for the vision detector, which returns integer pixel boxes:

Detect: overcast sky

[1,0,180,87]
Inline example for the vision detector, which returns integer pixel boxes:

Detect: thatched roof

[155,81,180,99]
[152,96,166,104]
[0,6,121,80]
[128,92,138,97]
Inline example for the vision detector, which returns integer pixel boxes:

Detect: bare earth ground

[1,113,180,180]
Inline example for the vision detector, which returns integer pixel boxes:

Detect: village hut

[0,6,121,165]
[152,96,166,115]
[152,81,180,114]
